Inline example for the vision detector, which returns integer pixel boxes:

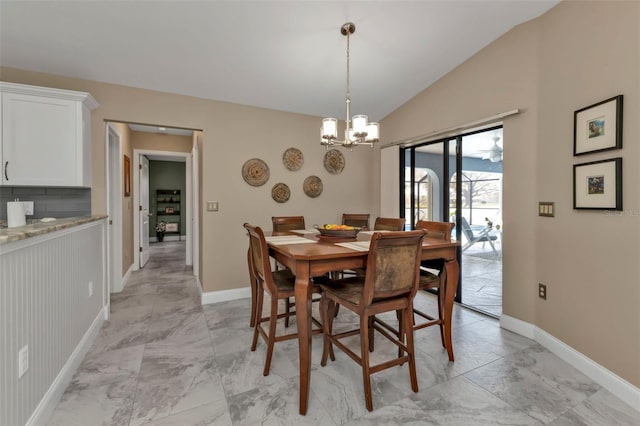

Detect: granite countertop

[0,215,108,245]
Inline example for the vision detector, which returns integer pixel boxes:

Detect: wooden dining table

[267,230,460,415]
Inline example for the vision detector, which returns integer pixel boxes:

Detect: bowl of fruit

[314,224,362,239]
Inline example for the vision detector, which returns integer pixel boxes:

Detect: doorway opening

[104,121,201,295]
[401,126,503,317]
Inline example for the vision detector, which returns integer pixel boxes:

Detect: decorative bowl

[314,224,361,238]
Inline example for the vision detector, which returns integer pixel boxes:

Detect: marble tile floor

[461,245,503,318]
[47,241,640,425]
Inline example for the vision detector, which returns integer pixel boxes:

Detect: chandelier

[320,22,379,149]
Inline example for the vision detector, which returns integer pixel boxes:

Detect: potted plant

[155,221,166,242]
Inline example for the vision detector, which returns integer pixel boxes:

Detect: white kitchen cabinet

[0,82,98,187]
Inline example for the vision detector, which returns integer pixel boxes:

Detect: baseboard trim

[26,307,106,426]
[500,314,535,339]
[121,263,134,291]
[201,287,251,305]
[501,314,640,412]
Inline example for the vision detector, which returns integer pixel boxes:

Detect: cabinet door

[2,93,80,186]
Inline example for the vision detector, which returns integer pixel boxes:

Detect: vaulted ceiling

[0,1,558,121]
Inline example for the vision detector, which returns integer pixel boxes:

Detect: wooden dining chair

[319,230,426,411]
[373,220,454,353]
[244,223,323,376]
[342,213,370,230]
[340,217,406,281]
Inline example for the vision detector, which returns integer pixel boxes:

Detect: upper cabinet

[0,82,99,187]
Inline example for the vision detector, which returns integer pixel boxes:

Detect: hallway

[47,242,639,425]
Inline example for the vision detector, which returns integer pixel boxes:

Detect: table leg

[294,264,312,415]
[443,258,459,362]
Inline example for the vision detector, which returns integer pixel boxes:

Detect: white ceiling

[0,1,558,122]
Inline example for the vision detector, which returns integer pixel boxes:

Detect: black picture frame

[574,95,623,156]
[573,157,622,210]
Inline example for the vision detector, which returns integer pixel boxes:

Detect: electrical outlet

[18,345,29,378]
[538,283,547,300]
[88,281,93,297]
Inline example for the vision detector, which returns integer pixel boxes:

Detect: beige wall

[0,66,376,296]
[380,1,639,386]
[131,131,193,153]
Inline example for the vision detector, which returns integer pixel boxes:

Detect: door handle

[4,161,8,181]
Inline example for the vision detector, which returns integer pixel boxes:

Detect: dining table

[266,229,460,415]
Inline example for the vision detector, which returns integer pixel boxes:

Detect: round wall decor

[283,147,304,171]
[323,149,345,174]
[242,158,270,186]
[303,175,323,198]
[271,182,291,203]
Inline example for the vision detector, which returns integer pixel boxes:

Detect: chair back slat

[373,217,405,231]
[415,220,454,242]
[342,213,370,229]
[272,216,305,232]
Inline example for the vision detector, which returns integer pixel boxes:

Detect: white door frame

[191,134,200,280]
[105,123,123,297]
[132,149,194,270]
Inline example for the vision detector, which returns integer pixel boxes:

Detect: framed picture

[574,95,623,156]
[164,207,174,214]
[573,158,622,210]
[165,223,178,232]
[123,155,131,197]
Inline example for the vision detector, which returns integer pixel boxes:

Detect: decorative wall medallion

[271,183,291,203]
[242,158,270,186]
[323,149,345,174]
[303,175,323,198]
[283,147,304,171]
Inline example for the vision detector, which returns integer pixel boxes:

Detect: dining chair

[373,220,454,352]
[271,216,306,326]
[341,217,406,280]
[342,213,370,230]
[244,223,323,376]
[319,230,426,411]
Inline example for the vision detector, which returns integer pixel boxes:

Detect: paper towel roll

[7,201,26,228]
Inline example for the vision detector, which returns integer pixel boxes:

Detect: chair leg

[321,297,336,366]
[251,287,264,351]
[397,309,405,360]
[368,316,375,352]
[263,297,279,376]
[360,314,374,412]
[403,306,419,393]
[437,288,446,348]
[284,297,291,327]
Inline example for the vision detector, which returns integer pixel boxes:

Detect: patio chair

[460,217,498,255]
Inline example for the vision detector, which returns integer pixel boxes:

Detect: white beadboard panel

[0,220,106,426]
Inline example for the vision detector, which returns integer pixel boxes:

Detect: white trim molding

[26,307,106,426]
[501,315,640,412]
[201,286,251,305]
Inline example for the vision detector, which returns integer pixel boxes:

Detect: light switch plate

[207,201,219,212]
[539,202,554,217]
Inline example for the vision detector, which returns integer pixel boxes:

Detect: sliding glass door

[401,127,503,317]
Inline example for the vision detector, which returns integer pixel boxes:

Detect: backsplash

[0,187,91,220]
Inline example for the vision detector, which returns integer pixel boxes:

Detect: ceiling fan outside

[480,135,503,162]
